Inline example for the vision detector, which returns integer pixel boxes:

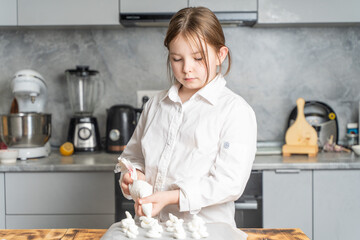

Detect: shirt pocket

[193,118,219,152]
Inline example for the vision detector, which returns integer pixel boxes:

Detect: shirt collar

[161,74,226,105]
[196,74,226,105]
[161,82,182,103]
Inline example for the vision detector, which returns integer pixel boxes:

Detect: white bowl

[352,145,360,156]
[0,149,18,164]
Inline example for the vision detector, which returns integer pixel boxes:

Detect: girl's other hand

[135,190,180,217]
[120,169,146,195]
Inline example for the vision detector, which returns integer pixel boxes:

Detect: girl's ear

[217,46,229,65]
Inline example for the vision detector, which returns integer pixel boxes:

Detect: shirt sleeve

[174,101,257,213]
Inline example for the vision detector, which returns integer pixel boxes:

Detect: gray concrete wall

[0,26,359,146]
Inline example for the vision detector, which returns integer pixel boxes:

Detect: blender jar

[65,66,101,116]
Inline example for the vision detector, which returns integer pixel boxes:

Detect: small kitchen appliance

[105,105,142,153]
[65,66,102,152]
[287,100,338,148]
[0,69,52,160]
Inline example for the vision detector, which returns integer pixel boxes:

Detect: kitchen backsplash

[0,26,359,147]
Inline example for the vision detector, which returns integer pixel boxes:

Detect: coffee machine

[0,70,52,160]
[65,66,102,152]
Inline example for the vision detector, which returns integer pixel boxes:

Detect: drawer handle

[235,201,258,210]
[275,169,300,174]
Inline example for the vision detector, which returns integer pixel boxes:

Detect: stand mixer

[0,70,52,160]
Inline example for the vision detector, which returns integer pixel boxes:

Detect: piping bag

[118,158,153,218]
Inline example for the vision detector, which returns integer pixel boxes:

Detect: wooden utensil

[10,98,18,114]
[282,98,318,157]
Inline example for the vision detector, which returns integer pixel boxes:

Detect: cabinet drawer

[263,170,312,239]
[6,214,114,229]
[5,172,114,214]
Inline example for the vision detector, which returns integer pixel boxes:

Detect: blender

[0,69,52,160]
[65,66,102,152]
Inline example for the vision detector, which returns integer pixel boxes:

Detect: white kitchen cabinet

[0,173,5,229]
[6,215,114,229]
[18,0,119,26]
[0,0,17,26]
[5,172,115,229]
[313,170,360,240]
[263,170,313,239]
[120,0,187,13]
[189,0,257,12]
[258,0,360,25]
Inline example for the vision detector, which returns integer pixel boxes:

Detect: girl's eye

[172,58,182,62]
[195,57,203,61]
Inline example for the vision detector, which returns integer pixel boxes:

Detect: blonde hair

[164,7,231,84]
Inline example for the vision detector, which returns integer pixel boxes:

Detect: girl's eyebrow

[170,51,201,55]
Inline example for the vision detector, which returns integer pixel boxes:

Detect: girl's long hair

[164,7,231,84]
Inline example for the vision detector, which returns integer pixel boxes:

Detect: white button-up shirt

[117,74,257,227]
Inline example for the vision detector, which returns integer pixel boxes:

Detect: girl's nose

[182,60,192,73]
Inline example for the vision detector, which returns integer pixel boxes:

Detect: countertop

[0,228,310,240]
[1,150,360,172]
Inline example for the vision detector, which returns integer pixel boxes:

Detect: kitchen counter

[1,150,360,172]
[0,228,310,240]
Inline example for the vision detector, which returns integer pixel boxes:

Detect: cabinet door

[314,170,360,240]
[18,0,119,26]
[6,214,114,229]
[263,170,312,239]
[120,0,187,13]
[0,173,4,228]
[6,172,114,214]
[258,0,360,25]
[0,0,17,26]
[189,0,257,12]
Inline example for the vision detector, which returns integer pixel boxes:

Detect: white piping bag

[119,158,153,218]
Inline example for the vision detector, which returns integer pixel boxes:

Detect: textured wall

[0,26,359,146]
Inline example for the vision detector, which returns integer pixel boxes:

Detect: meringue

[145,228,162,238]
[139,216,163,238]
[187,215,209,239]
[173,223,187,239]
[119,211,139,238]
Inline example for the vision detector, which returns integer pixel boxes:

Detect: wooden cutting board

[282,98,318,157]
[0,228,310,240]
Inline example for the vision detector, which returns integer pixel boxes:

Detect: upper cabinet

[18,0,119,26]
[120,0,187,13]
[257,0,360,26]
[0,0,17,26]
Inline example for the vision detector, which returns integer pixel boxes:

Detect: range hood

[120,11,257,27]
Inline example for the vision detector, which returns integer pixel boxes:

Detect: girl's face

[169,34,226,93]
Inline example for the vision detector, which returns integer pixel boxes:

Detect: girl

[118,6,257,227]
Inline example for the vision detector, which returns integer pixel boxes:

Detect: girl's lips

[184,78,195,81]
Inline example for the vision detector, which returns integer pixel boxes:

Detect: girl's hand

[134,190,180,217]
[120,169,146,195]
